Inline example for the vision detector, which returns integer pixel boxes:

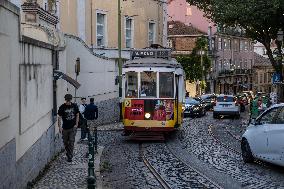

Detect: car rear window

[217,96,234,102]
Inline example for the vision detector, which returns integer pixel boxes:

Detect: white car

[213,94,240,119]
[241,104,284,167]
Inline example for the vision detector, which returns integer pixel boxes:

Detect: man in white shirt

[79,98,88,141]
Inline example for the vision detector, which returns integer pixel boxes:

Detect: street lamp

[198,49,206,94]
[118,0,122,98]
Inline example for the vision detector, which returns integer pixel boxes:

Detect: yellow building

[59,0,168,49]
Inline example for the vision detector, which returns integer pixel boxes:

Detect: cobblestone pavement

[31,111,284,189]
[179,111,284,189]
[32,130,88,189]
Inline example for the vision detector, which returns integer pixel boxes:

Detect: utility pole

[118,0,122,97]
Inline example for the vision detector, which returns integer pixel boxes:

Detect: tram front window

[125,72,138,98]
[140,72,157,98]
[159,72,174,98]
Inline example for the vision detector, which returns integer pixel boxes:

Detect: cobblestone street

[30,111,284,189]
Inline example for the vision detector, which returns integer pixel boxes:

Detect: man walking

[79,97,88,141]
[84,98,98,121]
[58,94,79,162]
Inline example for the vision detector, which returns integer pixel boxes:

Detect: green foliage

[187,0,284,73]
[176,37,211,82]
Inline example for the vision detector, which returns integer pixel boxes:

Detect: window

[167,39,173,48]
[257,108,279,124]
[244,41,248,51]
[96,13,106,47]
[234,39,238,51]
[228,39,231,50]
[275,107,284,124]
[125,72,138,98]
[244,59,247,69]
[260,73,263,83]
[224,39,227,50]
[217,96,234,102]
[239,59,242,69]
[125,17,133,48]
[240,40,245,51]
[140,72,157,98]
[159,72,174,98]
[218,38,222,50]
[264,73,267,83]
[148,22,156,46]
[255,73,258,83]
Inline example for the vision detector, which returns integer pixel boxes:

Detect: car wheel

[235,114,240,119]
[241,139,254,163]
[213,113,218,119]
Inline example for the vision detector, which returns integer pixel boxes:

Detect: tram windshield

[159,72,174,98]
[140,72,157,98]
[125,72,138,98]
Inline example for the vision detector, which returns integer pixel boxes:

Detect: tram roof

[123,58,182,69]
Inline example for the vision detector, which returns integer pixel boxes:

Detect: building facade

[59,0,168,50]
[253,53,274,94]
[211,31,255,95]
[167,20,206,96]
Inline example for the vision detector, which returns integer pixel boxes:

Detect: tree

[176,37,211,90]
[187,0,284,76]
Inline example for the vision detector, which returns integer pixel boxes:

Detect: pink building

[167,0,217,34]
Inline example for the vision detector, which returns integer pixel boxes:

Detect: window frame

[148,21,156,46]
[125,16,134,48]
[96,11,107,47]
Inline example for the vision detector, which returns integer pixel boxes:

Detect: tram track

[140,142,223,189]
[139,143,172,189]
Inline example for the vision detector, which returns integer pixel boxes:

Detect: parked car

[200,94,217,111]
[241,104,284,167]
[184,97,206,117]
[213,94,240,119]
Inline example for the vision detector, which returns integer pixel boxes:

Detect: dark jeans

[62,127,77,159]
[80,119,88,139]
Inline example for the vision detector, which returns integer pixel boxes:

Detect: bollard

[94,126,98,153]
[87,134,96,189]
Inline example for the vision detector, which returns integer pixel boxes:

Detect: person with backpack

[58,94,79,162]
[79,97,88,141]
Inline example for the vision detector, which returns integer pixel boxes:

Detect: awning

[53,70,81,89]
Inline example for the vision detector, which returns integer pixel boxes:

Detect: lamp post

[275,29,283,102]
[198,48,205,94]
[75,57,80,103]
[118,0,122,98]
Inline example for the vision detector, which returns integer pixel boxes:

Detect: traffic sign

[272,73,282,84]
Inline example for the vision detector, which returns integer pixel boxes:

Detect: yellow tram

[122,49,185,136]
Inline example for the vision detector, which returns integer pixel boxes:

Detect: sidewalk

[31,129,101,189]
[30,122,123,189]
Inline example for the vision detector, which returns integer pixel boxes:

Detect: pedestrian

[58,94,79,162]
[84,98,98,122]
[79,97,88,141]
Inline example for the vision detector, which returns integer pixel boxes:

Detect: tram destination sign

[131,49,171,60]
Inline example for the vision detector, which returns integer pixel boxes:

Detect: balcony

[218,69,252,76]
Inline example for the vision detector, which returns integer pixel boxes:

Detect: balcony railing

[218,69,252,76]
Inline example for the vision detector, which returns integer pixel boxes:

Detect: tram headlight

[145,112,151,119]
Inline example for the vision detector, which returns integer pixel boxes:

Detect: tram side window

[125,72,138,98]
[159,72,174,98]
[140,72,157,98]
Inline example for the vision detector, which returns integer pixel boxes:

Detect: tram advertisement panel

[124,99,174,121]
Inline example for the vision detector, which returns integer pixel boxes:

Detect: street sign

[131,49,171,60]
[272,72,282,84]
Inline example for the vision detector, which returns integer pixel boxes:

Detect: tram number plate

[125,100,131,107]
